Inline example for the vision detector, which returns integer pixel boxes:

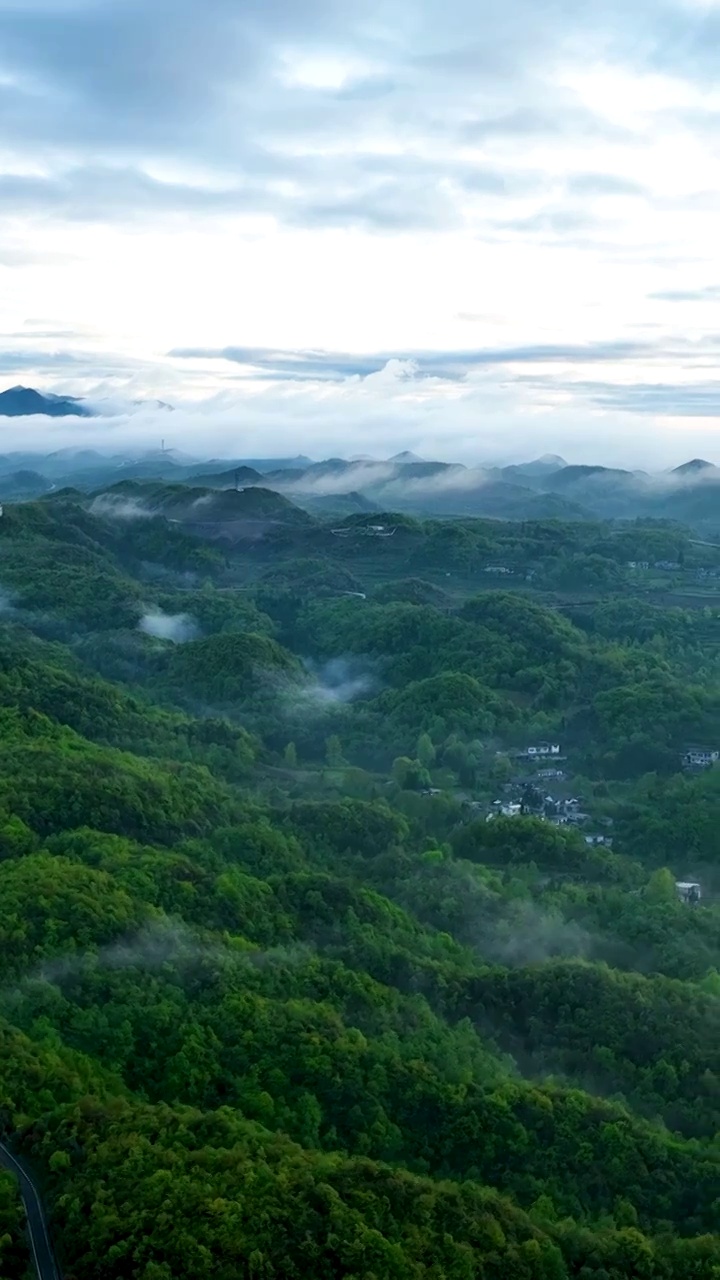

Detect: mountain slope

[0,497,715,1275]
[0,386,92,418]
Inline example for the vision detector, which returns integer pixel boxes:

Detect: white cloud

[0,0,718,461]
[3,364,718,469]
[139,610,198,643]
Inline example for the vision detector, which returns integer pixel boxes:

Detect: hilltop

[0,386,92,418]
[90,481,315,544]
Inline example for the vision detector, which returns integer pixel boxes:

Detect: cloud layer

[1,0,720,461]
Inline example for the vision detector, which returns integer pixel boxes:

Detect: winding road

[0,1142,61,1280]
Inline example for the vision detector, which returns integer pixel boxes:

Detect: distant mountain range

[0,386,718,531]
[0,446,718,529]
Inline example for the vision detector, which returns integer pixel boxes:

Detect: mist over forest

[0,422,716,1277]
[4,0,720,1267]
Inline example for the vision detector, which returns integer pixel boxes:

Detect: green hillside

[0,494,716,1277]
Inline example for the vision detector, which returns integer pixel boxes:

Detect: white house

[675,881,701,904]
[486,802,523,820]
[683,746,719,769]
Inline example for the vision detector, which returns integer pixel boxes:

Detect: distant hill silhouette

[672,459,717,476]
[183,466,265,489]
[504,455,568,477]
[0,439,718,534]
[0,386,92,418]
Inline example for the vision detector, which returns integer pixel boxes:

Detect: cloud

[138,610,199,643]
[2,322,720,472]
[0,167,268,221]
[1,1,534,236]
[0,367,718,472]
[1,0,720,465]
[90,493,154,520]
[648,286,720,301]
[459,105,637,143]
[0,328,89,340]
[0,349,105,372]
[562,379,720,416]
[0,156,538,233]
[565,173,647,197]
[295,657,376,709]
[169,340,653,381]
[0,349,160,385]
[0,0,689,242]
[0,243,80,267]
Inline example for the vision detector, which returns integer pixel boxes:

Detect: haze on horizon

[1,0,720,467]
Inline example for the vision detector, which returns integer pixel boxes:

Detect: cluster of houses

[330,524,397,539]
[626,560,682,572]
[483,565,537,582]
[499,742,567,763]
[486,785,613,847]
[627,560,720,580]
[682,745,719,770]
[501,741,719,777]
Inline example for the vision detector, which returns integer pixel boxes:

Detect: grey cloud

[0,0,707,240]
[0,0,379,151]
[0,349,96,371]
[460,169,510,195]
[570,379,720,417]
[644,2,720,83]
[460,105,637,143]
[648,286,720,302]
[333,75,400,102]
[0,243,80,267]
[460,108,561,141]
[0,154,540,232]
[0,2,262,144]
[0,166,265,220]
[565,173,647,197]
[500,208,605,239]
[0,347,153,386]
[0,329,89,340]
[169,340,653,381]
[285,187,459,233]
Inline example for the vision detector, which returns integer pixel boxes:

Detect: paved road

[0,1142,61,1280]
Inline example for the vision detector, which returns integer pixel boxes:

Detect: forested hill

[0,491,718,1277]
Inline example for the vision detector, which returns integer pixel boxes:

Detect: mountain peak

[390,451,424,464]
[672,458,716,475]
[0,385,92,418]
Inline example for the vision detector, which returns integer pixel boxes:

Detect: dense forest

[0,484,718,1278]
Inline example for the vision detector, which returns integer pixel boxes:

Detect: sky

[2,0,720,464]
